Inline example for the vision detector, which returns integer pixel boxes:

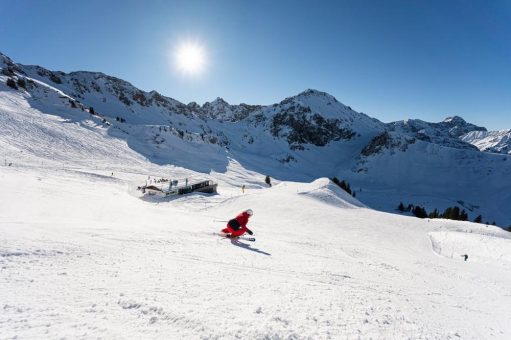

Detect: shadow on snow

[230,239,271,256]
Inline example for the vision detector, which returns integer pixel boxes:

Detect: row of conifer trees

[397,202,494,225]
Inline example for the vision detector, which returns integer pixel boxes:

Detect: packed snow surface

[1,163,510,339]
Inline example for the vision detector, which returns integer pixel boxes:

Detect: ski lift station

[138,176,218,197]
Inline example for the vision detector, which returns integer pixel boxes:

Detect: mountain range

[1,51,510,226]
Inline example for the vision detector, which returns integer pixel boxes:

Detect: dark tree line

[6,77,28,90]
[6,78,17,89]
[398,202,472,221]
[331,177,356,198]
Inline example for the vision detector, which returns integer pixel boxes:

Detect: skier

[265,175,272,187]
[221,209,254,238]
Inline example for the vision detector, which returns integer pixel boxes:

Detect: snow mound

[429,231,511,265]
[296,177,365,208]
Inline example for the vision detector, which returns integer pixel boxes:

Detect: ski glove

[247,229,253,235]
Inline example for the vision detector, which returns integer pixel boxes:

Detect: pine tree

[460,209,468,221]
[339,180,352,195]
[89,107,95,115]
[441,207,452,219]
[451,206,460,220]
[6,78,17,89]
[421,206,428,218]
[17,78,26,89]
[473,215,482,223]
[398,202,405,212]
[428,208,439,219]
[412,206,428,219]
[331,177,353,195]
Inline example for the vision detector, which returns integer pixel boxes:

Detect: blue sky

[1,0,510,129]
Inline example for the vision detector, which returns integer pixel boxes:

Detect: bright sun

[175,42,206,75]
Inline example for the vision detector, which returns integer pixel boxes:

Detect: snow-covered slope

[461,129,511,155]
[1,51,511,226]
[1,164,510,339]
[352,134,511,226]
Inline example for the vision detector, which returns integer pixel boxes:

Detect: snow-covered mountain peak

[443,115,465,124]
[202,97,230,112]
[280,89,343,113]
[440,115,486,137]
[210,97,229,105]
[271,89,384,132]
[294,88,339,102]
[200,97,260,121]
[387,115,488,150]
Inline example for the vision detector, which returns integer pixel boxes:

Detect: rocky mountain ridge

[2,51,511,226]
[3,51,503,153]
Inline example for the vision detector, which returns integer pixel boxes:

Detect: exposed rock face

[200,97,261,122]
[386,117,482,151]
[361,132,391,156]
[270,106,355,147]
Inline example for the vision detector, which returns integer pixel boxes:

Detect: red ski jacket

[234,211,250,228]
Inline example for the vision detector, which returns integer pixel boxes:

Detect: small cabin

[138,179,217,197]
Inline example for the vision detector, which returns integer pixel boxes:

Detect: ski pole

[213,220,228,222]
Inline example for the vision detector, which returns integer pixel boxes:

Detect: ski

[214,232,255,242]
[238,236,256,242]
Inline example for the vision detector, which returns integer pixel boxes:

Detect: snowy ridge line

[2,52,511,226]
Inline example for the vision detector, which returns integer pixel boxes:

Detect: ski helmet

[246,209,253,216]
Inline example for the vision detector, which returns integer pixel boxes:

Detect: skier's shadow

[231,239,271,256]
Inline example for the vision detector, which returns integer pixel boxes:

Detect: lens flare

[174,42,206,75]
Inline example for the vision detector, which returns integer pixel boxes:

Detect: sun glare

[174,42,206,75]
